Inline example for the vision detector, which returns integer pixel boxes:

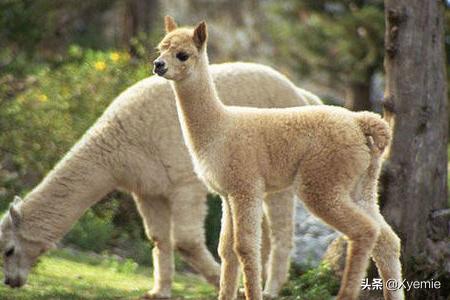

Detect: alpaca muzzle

[4,276,24,288]
[153,59,168,76]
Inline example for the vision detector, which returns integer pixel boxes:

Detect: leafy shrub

[63,209,115,252]
[280,263,340,300]
[0,46,149,178]
[205,194,222,258]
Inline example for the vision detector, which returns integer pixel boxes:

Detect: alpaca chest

[189,149,229,195]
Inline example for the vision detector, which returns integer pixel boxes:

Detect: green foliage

[1,47,146,170]
[0,46,147,202]
[63,209,115,253]
[0,0,48,54]
[280,263,340,300]
[126,239,154,266]
[0,0,119,54]
[205,194,222,258]
[268,0,384,85]
[61,196,154,266]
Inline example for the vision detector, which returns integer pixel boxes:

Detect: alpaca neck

[171,52,226,153]
[18,147,114,244]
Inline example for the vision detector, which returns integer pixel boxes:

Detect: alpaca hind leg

[134,193,173,299]
[262,189,295,298]
[299,190,380,300]
[229,193,264,300]
[219,198,240,300]
[371,221,404,300]
[355,162,404,300]
[170,183,220,289]
[261,213,271,285]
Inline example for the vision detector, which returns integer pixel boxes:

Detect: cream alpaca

[0,62,320,297]
[154,17,403,300]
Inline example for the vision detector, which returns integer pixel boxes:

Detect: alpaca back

[211,63,321,108]
[75,63,321,193]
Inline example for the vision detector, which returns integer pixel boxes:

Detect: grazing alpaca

[0,62,320,297]
[154,17,403,300]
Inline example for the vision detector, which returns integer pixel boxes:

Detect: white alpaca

[0,61,320,298]
[154,17,403,300]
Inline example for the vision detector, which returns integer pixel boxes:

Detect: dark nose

[153,59,168,76]
[153,60,165,69]
[4,278,10,285]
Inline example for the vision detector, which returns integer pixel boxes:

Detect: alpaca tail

[356,112,391,156]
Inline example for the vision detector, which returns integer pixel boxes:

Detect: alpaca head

[153,16,208,81]
[0,196,51,288]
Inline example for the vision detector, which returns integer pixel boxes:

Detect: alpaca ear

[164,15,178,32]
[193,21,207,50]
[9,205,21,228]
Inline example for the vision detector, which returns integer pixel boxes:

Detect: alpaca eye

[5,247,14,257]
[176,52,189,61]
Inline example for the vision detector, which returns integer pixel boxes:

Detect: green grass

[279,263,339,300]
[0,249,215,300]
[0,248,339,300]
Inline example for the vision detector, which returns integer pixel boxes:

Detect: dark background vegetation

[0,1,449,299]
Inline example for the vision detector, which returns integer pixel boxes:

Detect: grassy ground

[0,248,340,300]
[0,249,215,300]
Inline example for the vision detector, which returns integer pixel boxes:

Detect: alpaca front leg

[262,190,295,298]
[134,194,173,299]
[219,198,240,300]
[170,183,220,289]
[229,193,264,300]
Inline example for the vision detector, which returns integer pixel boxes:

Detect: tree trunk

[345,81,372,111]
[123,0,160,57]
[381,1,449,299]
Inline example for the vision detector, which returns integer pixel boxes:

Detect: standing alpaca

[0,61,320,297]
[154,17,403,300]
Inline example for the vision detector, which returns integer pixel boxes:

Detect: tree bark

[381,1,449,299]
[345,81,372,111]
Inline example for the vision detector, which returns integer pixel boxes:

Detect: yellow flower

[37,94,48,103]
[122,52,131,62]
[95,61,107,71]
[110,52,120,62]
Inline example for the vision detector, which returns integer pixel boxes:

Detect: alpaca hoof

[141,290,171,299]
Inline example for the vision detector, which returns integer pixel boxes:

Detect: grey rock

[292,201,338,266]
